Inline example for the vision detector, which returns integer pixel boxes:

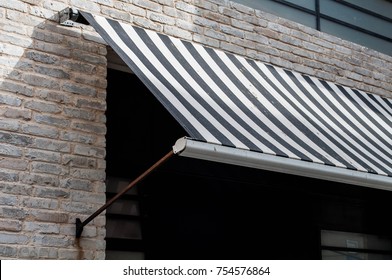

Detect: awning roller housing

[173,137,392,191]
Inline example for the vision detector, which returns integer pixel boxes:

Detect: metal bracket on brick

[58,7,89,27]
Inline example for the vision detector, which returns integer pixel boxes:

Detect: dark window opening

[105,68,185,259]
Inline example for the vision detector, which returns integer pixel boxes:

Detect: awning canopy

[77,11,392,190]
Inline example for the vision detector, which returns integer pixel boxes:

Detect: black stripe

[368,95,392,119]
[241,58,362,170]
[230,55,348,169]
[131,27,238,148]
[81,13,205,141]
[284,71,382,174]
[350,89,392,140]
[109,20,226,145]
[206,48,333,165]
[382,98,392,114]
[303,76,380,161]
[180,40,294,157]
[270,65,392,175]
[155,33,270,151]
[336,86,392,152]
[314,79,391,174]
[165,38,287,153]
[247,61,364,171]
[321,81,392,163]
[315,79,391,174]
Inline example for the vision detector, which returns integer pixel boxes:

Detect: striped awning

[79,11,392,189]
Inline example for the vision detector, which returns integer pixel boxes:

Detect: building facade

[0,0,391,259]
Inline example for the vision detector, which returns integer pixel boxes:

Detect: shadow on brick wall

[0,9,107,260]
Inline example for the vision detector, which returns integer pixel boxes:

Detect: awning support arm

[75,150,174,238]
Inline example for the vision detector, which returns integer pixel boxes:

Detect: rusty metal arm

[75,150,174,238]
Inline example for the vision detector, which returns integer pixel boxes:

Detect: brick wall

[0,0,106,259]
[0,0,391,260]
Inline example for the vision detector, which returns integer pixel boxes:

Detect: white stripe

[329,82,392,148]
[188,43,325,162]
[280,69,391,175]
[256,63,389,174]
[358,90,392,121]
[251,62,381,172]
[345,87,392,141]
[93,15,220,145]
[375,95,392,117]
[145,30,276,153]
[121,23,251,150]
[216,51,343,166]
[168,38,309,158]
[301,74,392,171]
[239,58,364,169]
[316,79,392,163]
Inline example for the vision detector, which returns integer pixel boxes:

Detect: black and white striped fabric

[81,12,392,179]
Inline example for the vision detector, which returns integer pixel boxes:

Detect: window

[104,63,186,259]
[321,230,392,260]
[234,0,392,56]
[105,177,145,260]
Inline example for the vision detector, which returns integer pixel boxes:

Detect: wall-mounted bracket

[75,218,84,238]
[59,7,89,26]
